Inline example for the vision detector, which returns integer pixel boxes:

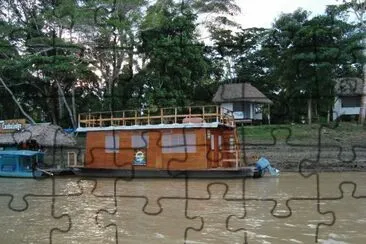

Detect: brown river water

[0,172,365,244]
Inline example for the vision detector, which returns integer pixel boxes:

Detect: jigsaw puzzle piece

[300,123,366,176]
[318,182,366,243]
[0,177,79,211]
[353,145,366,168]
[318,124,363,164]
[97,196,203,243]
[52,178,116,244]
[85,130,135,179]
[187,178,245,200]
[0,195,70,243]
[318,172,366,199]
[114,177,187,214]
[7,124,77,169]
[245,170,319,215]
[161,127,207,177]
[93,0,117,27]
[230,198,334,244]
[243,127,319,170]
[186,183,246,244]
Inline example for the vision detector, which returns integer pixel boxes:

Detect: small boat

[69,105,263,179]
[0,150,50,178]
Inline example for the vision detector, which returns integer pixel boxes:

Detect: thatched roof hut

[212,83,273,104]
[0,124,76,147]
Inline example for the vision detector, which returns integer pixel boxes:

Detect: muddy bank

[239,123,366,172]
[243,142,366,172]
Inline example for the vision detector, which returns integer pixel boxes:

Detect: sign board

[233,111,244,119]
[0,119,26,133]
[132,149,147,166]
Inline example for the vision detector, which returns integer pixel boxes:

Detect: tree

[339,0,366,124]
[0,0,101,128]
[233,8,363,124]
[73,0,147,112]
[137,0,210,108]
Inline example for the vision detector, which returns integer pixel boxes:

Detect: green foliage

[234,8,364,123]
[137,1,210,107]
[0,1,364,127]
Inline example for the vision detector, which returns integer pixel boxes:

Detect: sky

[235,0,340,28]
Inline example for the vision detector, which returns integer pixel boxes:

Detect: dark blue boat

[0,150,47,178]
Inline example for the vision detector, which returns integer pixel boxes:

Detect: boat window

[0,155,17,171]
[162,133,196,153]
[218,136,222,150]
[105,135,120,153]
[131,134,149,148]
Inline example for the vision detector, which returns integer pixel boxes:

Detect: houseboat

[71,105,261,178]
[0,150,47,178]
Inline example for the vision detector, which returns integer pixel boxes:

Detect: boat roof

[0,150,44,156]
[76,122,232,132]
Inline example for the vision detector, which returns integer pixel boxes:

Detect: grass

[238,122,366,143]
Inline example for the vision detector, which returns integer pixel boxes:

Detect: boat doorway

[207,130,223,168]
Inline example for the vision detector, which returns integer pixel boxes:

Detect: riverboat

[70,105,262,178]
[0,150,47,178]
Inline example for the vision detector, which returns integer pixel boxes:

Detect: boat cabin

[72,105,244,171]
[0,150,45,177]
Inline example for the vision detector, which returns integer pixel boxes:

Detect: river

[0,172,365,244]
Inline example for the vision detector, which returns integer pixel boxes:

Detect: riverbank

[240,122,366,172]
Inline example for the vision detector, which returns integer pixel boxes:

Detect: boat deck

[78,105,235,128]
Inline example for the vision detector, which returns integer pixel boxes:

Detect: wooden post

[174,108,177,124]
[147,109,150,125]
[160,108,164,124]
[99,113,102,127]
[122,111,125,126]
[135,110,137,125]
[235,150,239,169]
[268,104,271,125]
[78,114,80,128]
[216,106,219,122]
[250,103,253,120]
[202,106,205,122]
[87,112,90,127]
[188,107,191,118]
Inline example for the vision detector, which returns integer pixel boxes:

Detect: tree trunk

[307,98,312,125]
[71,85,77,128]
[58,86,63,119]
[45,86,57,124]
[327,106,330,124]
[56,80,77,129]
[359,61,366,125]
[0,76,36,124]
[315,102,318,118]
